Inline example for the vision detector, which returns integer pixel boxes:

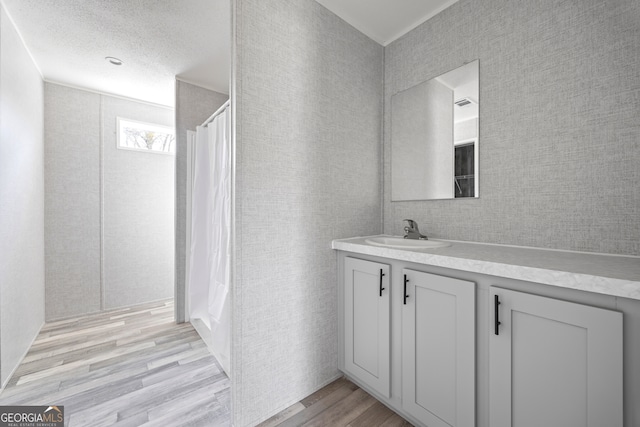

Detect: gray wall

[45,83,174,320]
[0,5,45,387]
[102,96,175,310]
[44,84,101,320]
[232,0,383,425]
[174,80,228,323]
[383,0,640,256]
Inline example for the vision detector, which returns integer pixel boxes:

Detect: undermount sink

[365,236,451,249]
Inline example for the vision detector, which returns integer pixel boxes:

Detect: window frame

[116,117,176,155]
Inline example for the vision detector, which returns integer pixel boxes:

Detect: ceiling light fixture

[105,56,123,66]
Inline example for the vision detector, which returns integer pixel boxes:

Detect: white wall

[0,5,45,387]
[44,83,175,320]
[232,0,383,425]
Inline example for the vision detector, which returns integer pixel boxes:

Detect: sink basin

[365,236,451,249]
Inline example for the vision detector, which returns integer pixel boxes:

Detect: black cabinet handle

[404,274,409,305]
[494,294,501,335]
[379,269,385,297]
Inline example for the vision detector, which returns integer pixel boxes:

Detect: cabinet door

[402,269,475,427]
[490,287,623,427]
[344,257,391,397]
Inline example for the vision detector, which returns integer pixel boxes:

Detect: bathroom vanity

[333,236,640,427]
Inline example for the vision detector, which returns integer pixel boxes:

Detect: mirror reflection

[391,60,479,201]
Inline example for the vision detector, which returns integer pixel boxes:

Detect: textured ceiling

[315,0,459,45]
[2,0,230,106]
[1,0,458,106]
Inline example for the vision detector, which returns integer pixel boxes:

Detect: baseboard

[189,318,231,377]
[248,372,344,427]
[342,371,427,427]
[45,298,173,323]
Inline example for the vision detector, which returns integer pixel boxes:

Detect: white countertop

[332,235,640,301]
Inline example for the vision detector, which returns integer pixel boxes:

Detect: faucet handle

[403,219,416,228]
[403,219,427,240]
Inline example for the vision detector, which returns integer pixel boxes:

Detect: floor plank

[347,401,396,427]
[299,377,353,407]
[270,380,359,427]
[302,388,377,427]
[380,413,415,427]
[256,402,306,427]
[2,299,413,427]
[262,378,414,427]
[0,300,231,427]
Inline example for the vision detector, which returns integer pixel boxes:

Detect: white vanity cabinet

[334,236,636,427]
[341,256,475,427]
[402,269,475,427]
[343,257,391,397]
[489,287,623,427]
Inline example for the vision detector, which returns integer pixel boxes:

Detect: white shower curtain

[188,105,231,374]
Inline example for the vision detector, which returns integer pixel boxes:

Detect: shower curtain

[188,105,231,374]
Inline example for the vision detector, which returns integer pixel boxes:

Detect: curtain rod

[201,100,230,127]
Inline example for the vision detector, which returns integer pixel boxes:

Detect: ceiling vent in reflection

[454,97,476,107]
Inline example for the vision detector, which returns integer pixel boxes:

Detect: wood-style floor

[0,300,230,427]
[0,299,411,427]
[257,378,413,427]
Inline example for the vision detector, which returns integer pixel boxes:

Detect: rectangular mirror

[391,60,479,201]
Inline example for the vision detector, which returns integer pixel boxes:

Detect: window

[117,118,175,154]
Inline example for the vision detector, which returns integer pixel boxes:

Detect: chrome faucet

[403,219,428,240]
